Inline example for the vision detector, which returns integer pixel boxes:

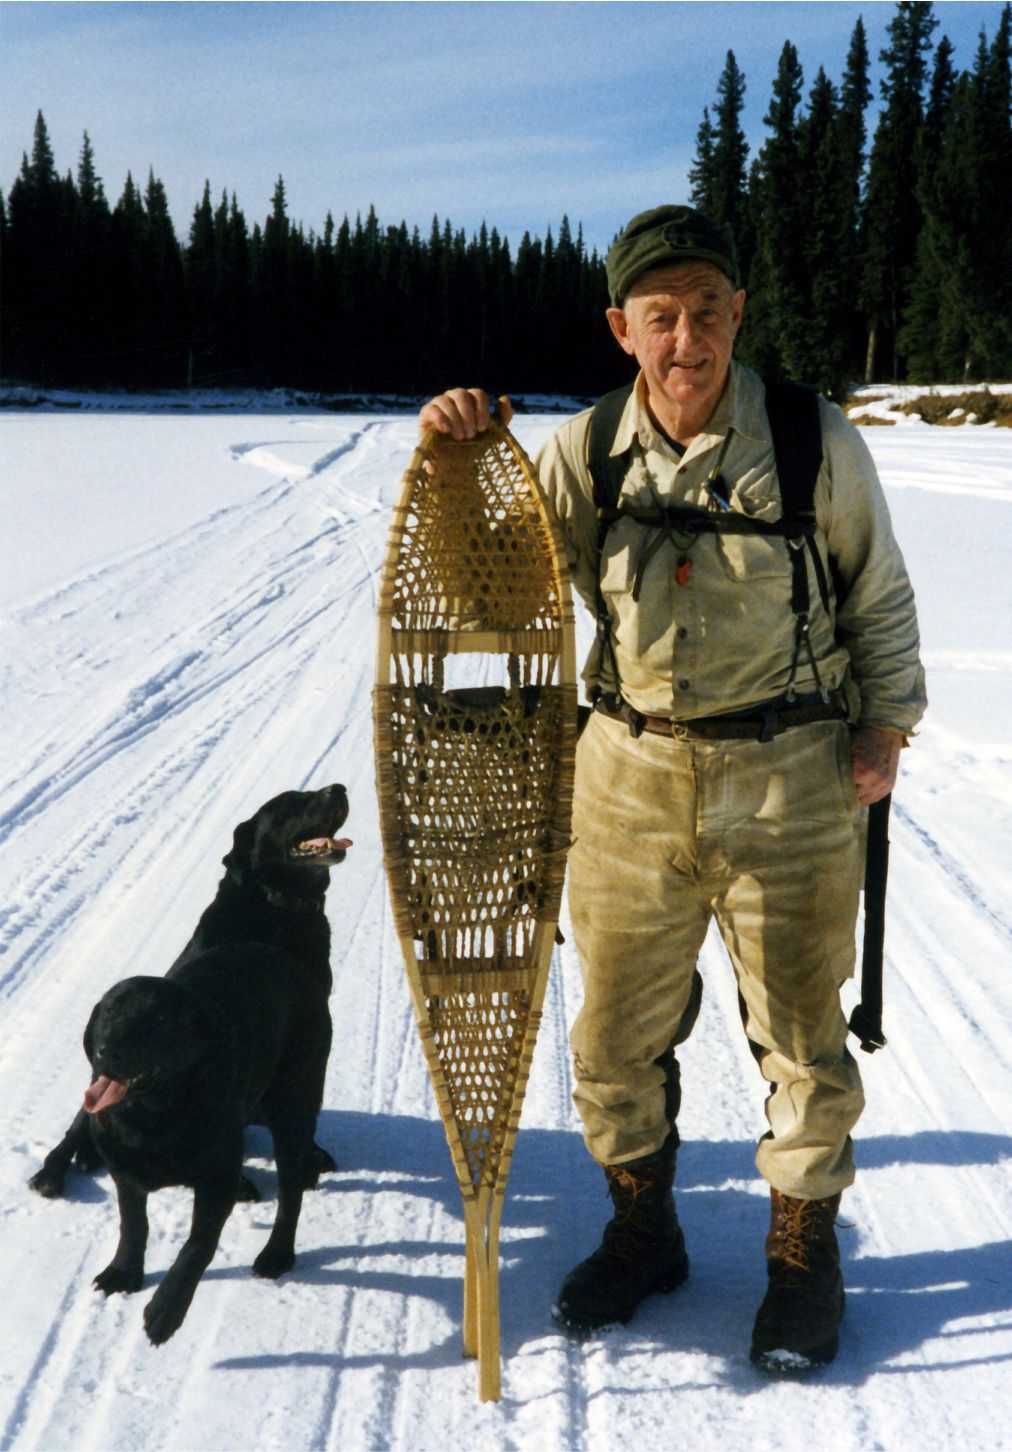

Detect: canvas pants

[568,710,866,1200]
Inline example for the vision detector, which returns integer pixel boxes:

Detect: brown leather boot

[552,1135,688,1332]
[750,1188,845,1372]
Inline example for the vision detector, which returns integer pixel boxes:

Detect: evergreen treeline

[2,1,1009,399]
[0,122,617,397]
[692,1,1011,396]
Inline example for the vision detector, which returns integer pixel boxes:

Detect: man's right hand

[418,389,512,439]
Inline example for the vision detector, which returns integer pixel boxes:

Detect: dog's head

[82,976,215,1116]
[222,783,351,899]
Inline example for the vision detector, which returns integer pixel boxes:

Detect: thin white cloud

[3,0,1004,255]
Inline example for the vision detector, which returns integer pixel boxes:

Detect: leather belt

[594,691,847,743]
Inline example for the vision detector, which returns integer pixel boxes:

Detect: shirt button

[678,678,690,690]
[677,627,688,639]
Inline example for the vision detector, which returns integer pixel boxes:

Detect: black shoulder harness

[585,375,834,705]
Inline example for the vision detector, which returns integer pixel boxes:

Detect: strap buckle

[620,700,646,739]
[757,708,778,744]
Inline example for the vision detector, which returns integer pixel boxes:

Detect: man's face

[606,262,745,429]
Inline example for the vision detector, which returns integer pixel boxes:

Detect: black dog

[30,784,351,1345]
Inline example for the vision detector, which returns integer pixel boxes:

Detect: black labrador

[29,783,351,1345]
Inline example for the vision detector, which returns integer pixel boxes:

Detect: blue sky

[1,1,1006,255]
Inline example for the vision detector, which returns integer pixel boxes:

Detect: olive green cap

[606,204,740,304]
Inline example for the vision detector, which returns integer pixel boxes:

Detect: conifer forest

[2,2,1010,401]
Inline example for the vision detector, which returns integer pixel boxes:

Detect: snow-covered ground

[0,407,1010,1452]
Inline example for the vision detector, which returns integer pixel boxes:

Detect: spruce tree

[974,4,1012,374]
[4,112,68,383]
[108,172,147,384]
[419,213,448,386]
[220,192,250,381]
[689,107,717,212]
[740,42,806,377]
[310,211,337,389]
[143,171,186,386]
[254,176,293,384]
[797,69,855,398]
[905,11,1012,380]
[711,51,750,255]
[837,18,873,378]
[288,216,316,390]
[860,1,938,381]
[66,132,114,385]
[186,181,217,382]
[688,53,750,272]
[512,229,543,388]
[485,224,514,393]
[897,36,957,379]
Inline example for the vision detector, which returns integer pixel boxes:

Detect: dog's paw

[252,1245,295,1280]
[28,1166,67,1199]
[143,1287,186,1345]
[237,1173,261,1204]
[94,1262,144,1296]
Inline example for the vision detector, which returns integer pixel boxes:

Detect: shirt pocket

[598,518,644,595]
[714,458,790,580]
[715,530,793,581]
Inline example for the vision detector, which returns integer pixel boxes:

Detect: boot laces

[608,1165,651,1216]
[602,1165,655,1260]
[780,1198,816,1272]
[778,1195,837,1272]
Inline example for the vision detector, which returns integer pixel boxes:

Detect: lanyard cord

[629,430,735,600]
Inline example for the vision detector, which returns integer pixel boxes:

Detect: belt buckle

[669,720,691,741]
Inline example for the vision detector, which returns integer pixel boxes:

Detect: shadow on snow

[204,1109,1012,1389]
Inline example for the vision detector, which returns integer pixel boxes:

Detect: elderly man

[419,205,925,1372]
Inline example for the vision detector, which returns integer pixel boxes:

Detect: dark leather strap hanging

[849,794,891,1053]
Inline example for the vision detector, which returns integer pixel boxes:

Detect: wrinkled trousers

[568,711,866,1199]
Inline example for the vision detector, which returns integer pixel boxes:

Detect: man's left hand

[851,726,903,806]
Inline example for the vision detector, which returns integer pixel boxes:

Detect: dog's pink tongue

[305,837,353,851]
[83,1075,128,1114]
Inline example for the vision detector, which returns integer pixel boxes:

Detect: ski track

[1,416,1010,1452]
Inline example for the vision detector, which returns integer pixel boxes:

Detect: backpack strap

[763,375,831,615]
[587,382,636,517]
[762,377,821,527]
[761,376,834,699]
[583,384,636,712]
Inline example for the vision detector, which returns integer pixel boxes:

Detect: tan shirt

[536,361,927,731]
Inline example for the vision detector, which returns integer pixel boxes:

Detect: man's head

[605,205,739,307]
[604,206,745,439]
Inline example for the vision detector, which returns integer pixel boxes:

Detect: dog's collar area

[225,863,326,914]
[261,883,327,914]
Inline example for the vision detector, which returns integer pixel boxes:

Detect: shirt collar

[611,360,769,457]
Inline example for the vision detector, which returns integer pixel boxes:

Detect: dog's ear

[222,816,256,882]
